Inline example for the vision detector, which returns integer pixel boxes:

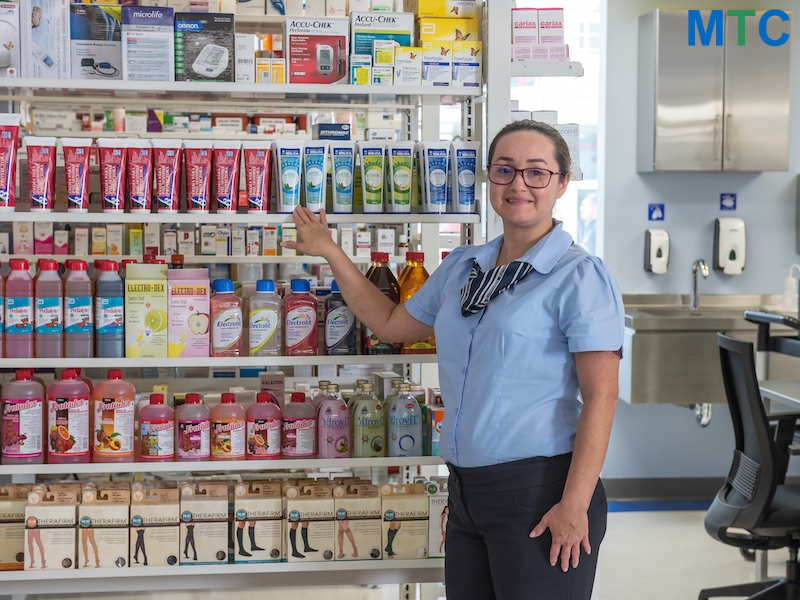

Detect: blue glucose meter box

[122,7,175,82]
[69,4,123,80]
[174,12,235,82]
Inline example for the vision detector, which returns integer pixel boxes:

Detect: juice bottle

[399,252,436,354]
[74,368,94,395]
[284,279,318,356]
[139,393,175,462]
[246,391,281,460]
[324,280,356,356]
[350,382,386,458]
[95,261,124,358]
[387,383,422,457]
[210,279,243,357]
[1,370,45,465]
[210,392,246,460]
[175,392,210,461]
[316,384,350,459]
[47,369,91,464]
[92,369,135,463]
[65,260,93,358]
[34,258,63,358]
[0,260,4,357]
[248,279,282,357]
[281,391,315,458]
[5,258,34,359]
[120,259,138,281]
[363,252,400,355]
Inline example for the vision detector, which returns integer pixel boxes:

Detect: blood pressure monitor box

[122,6,175,82]
[350,12,413,57]
[285,17,349,84]
[21,0,71,79]
[174,12,235,82]
[69,4,123,80]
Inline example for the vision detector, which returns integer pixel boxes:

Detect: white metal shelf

[34,130,313,141]
[5,253,404,265]
[510,61,585,78]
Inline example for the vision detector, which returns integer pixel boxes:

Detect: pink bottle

[210,392,246,461]
[282,391,316,458]
[1,370,45,465]
[47,369,91,464]
[316,384,350,459]
[176,393,210,461]
[65,260,93,359]
[139,393,175,463]
[5,258,34,359]
[35,258,63,358]
[0,260,4,357]
[246,392,282,460]
[284,279,318,356]
[92,369,135,463]
[74,368,94,395]
[210,279,243,357]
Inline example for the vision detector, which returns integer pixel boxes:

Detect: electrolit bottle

[1,370,45,465]
[364,252,400,355]
[248,279,282,357]
[0,261,4,357]
[65,261,93,359]
[47,369,91,464]
[316,384,350,459]
[139,393,175,462]
[387,383,422,457]
[175,393,210,461]
[324,280,356,356]
[284,279,318,356]
[5,258,34,359]
[92,369,135,463]
[94,261,124,358]
[34,259,63,358]
[399,252,435,354]
[351,382,386,458]
[281,391,315,458]
[210,392,246,460]
[246,392,282,460]
[210,279,243,357]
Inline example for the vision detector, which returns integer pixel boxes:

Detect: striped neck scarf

[460,258,534,316]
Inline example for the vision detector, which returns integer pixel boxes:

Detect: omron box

[333,483,382,561]
[285,17,349,84]
[179,482,229,566]
[350,12,413,57]
[21,0,71,78]
[174,12,235,82]
[0,4,21,77]
[122,7,175,81]
[69,4,123,80]
[418,17,478,42]
[452,40,480,87]
[234,482,283,564]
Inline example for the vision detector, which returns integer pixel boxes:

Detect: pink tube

[184,141,212,214]
[152,140,183,213]
[127,141,153,213]
[98,139,128,213]
[242,142,272,214]
[213,142,241,214]
[0,115,20,211]
[24,137,56,212]
[62,138,92,212]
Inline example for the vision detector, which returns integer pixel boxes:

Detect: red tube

[62,138,92,212]
[213,142,241,214]
[152,140,183,213]
[0,115,20,211]
[98,140,128,213]
[184,141,212,214]
[24,137,56,212]
[242,142,272,214]
[127,141,154,213]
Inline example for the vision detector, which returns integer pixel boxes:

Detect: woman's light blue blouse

[405,221,624,468]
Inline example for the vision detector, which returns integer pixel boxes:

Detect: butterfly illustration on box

[454,29,470,41]
[440,46,450,56]
[450,6,458,14]
[409,52,417,59]
[470,46,480,56]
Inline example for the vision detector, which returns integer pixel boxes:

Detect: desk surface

[760,379,800,408]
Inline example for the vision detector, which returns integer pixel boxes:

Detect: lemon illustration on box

[125,263,168,358]
[168,269,210,357]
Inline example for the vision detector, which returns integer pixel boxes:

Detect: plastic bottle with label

[399,252,436,354]
[364,252,400,355]
[246,392,282,459]
[74,368,94,395]
[5,258,34,359]
[0,261,4,358]
[387,383,423,457]
[65,260,93,358]
[282,391,315,458]
[139,393,175,462]
[350,382,386,458]
[210,392,246,460]
[94,261,125,358]
[1,370,45,465]
[316,384,350,459]
[34,259,63,358]
[92,369,136,463]
[47,369,91,464]
[210,279,243,357]
[248,279,282,357]
[324,279,356,355]
[284,279,318,356]
[175,393,210,461]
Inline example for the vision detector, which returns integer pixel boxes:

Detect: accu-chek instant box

[122,6,175,82]
[21,0,71,78]
[69,4,123,81]
[285,17,349,84]
[174,12,235,82]
[350,12,413,57]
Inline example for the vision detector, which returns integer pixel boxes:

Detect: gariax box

[0,3,22,77]
[78,487,130,569]
[21,0,71,78]
[350,12,413,57]
[69,4,123,81]
[285,17,349,84]
[167,268,210,358]
[24,488,78,570]
[129,487,180,567]
[285,483,335,563]
[174,12,235,82]
[380,483,428,559]
[332,483,382,561]
[234,482,283,563]
[0,484,32,571]
[122,6,175,81]
[179,482,229,565]
[125,262,168,358]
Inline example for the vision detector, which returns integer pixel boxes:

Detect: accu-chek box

[285,17,349,84]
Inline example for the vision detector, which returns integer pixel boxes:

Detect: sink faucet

[690,259,709,310]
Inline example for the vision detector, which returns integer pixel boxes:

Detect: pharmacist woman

[285,120,624,600]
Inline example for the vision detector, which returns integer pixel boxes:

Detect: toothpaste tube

[61,138,93,212]
[23,136,56,212]
[0,114,20,211]
[184,140,213,214]
[152,139,183,213]
[242,141,272,214]
[127,140,154,213]
[98,139,128,213]
[213,141,241,214]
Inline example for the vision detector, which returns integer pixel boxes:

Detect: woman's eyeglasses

[486,164,564,188]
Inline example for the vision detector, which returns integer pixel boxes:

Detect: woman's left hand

[529,501,590,572]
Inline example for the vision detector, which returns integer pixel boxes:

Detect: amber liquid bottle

[399,252,436,354]
[364,252,400,354]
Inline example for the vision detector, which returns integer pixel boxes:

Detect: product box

[69,4,123,81]
[231,229,245,256]
[215,226,231,256]
[125,262,168,358]
[326,0,347,17]
[452,40,480,87]
[33,221,53,254]
[174,12,235,82]
[375,228,394,254]
[339,226,353,256]
[178,229,195,255]
[380,483,428,559]
[259,371,285,407]
[24,489,78,570]
[280,226,295,256]
[162,229,176,253]
[284,484,335,563]
[421,40,450,86]
[144,221,160,254]
[394,46,421,85]
[312,123,352,140]
[349,53,371,84]
[235,33,257,83]
[511,8,537,45]
[179,482,228,565]
[512,43,568,62]
[410,0,475,19]
[246,227,260,256]
[129,487,180,568]
[270,57,285,83]
[91,226,107,255]
[0,484,32,571]
[200,224,216,254]
[0,4,21,77]
[371,65,392,85]
[355,230,370,257]
[285,17,349,84]
[538,7,563,44]
[236,0,266,15]
[531,110,558,125]
[426,480,447,558]
[122,6,175,81]
[554,123,580,177]
[427,405,444,455]
[372,371,401,399]
[74,226,89,255]
[167,268,210,357]
[332,483,381,561]
[418,17,478,41]
[234,482,282,563]
[12,221,32,254]
[21,0,71,78]
[372,38,397,66]
[78,487,130,569]
[54,230,69,255]
[350,12,413,57]
[107,223,123,255]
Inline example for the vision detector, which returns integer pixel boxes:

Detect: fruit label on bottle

[177,419,210,460]
[5,297,33,335]
[96,296,124,335]
[65,295,93,334]
[318,404,351,458]
[282,417,315,457]
[211,307,243,353]
[211,418,245,459]
[94,397,135,456]
[353,404,385,458]
[140,419,175,459]
[47,395,89,458]
[2,397,43,459]
[249,308,279,354]
[325,305,354,350]
[247,418,281,458]
[285,306,316,351]
[35,297,63,334]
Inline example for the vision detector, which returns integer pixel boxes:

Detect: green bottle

[351,383,386,458]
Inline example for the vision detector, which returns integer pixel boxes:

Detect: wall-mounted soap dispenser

[713,217,746,275]
[644,229,670,274]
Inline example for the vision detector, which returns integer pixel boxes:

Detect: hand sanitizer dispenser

[644,229,670,274]
[713,217,746,275]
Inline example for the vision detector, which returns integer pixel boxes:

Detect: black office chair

[699,333,800,599]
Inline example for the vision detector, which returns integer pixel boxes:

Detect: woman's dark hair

[487,120,572,179]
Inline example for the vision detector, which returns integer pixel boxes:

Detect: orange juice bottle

[210,392,246,460]
[91,369,136,462]
[399,252,436,354]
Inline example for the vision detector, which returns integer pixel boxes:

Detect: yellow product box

[452,40,481,87]
[24,489,78,571]
[125,262,168,358]
[425,480,447,558]
[285,484,335,563]
[179,482,229,566]
[380,483,428,559]
[270,58,285,84]
[91,226,107,255]
[421,41,451,86]
[0,484,32,571]
[409,0,475,19]
[78,487,130,569]
[394,46,422,85]
[418,17,478,42]
[167,268,210,358]
[332,483,382,561]
[129,487,180,568]
[234,482,283,563]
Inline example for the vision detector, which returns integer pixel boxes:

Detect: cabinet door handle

[724,114,732,163]
[713,115,721,162]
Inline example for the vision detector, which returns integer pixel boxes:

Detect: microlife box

[333,483,382,561]
[538,7,564,44]
[174,12,235,82]
[167,268,210,358]
[410,0,476,19]
[418,17,478,41]
[0,484,32,571]
[394,46,421,85]
[122,6,175,81]
[511,8,538,45]
[125,263,168,358]
[129,488,180,568]
[21,0,71,79]
[0,4,22,77]
[452,40,480,87]
[25,489,78,570]
[380,483,428,559]
[285,484,335,563]
[285,17,349,84]
[350,12,414,57]
[69,4,123,81]
[179,482,229,565]
[421,40,451,86]
[234,482,283,564]
[78,487,130,569]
